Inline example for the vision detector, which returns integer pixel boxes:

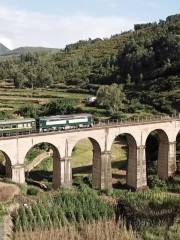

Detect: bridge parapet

[0,114,180,139]
[95,113,180,127]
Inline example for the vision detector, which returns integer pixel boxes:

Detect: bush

[166,175,180,193]
[14,187,114,231]
[0,204,7,222]
[116,190,180,231]
[73,176,92,188]
[147,175,167,191]
[42,98,76,116]
[27,187,39,196]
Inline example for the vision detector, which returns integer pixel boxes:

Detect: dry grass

[14,219,138,240]
[0,182,20,202]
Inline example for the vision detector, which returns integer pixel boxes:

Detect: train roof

[39,114,93,121]
[0,118,35,125]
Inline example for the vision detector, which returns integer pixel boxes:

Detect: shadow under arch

[110,133,137,189]
[24,142,61,189]
[145,129,169,180]
[0,150,12,179]
[71,137,101,189]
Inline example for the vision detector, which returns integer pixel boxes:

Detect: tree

[13,72,28,88]
[17,104,39,118]
[96,84,126,116]
[43,99,75,116]
[37,68,53,88]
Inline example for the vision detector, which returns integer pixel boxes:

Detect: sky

[0,0,179,49]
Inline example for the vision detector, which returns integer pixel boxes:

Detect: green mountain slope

[0,14,180,115]
[0,46,59,58]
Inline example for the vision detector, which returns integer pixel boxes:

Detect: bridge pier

[11,164,25,184]
[168,142,177,176]
[127,145,147,190]
[58,157,72,188]
[158,141,176,179]
[92,149,101,189]
[99,151,112,191]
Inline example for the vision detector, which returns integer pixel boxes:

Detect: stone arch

[71,137,102,189]
[110,133,138,189]
[24,142,61,189]
[145,129,169,179]
[0,150,12,179]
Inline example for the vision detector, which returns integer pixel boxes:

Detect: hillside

[0,14,180,115]
[0,46,59,59]
[0,43,10,55]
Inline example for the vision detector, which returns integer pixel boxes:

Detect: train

[0,114,94,136]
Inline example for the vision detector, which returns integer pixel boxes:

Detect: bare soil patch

[0,182,20,202]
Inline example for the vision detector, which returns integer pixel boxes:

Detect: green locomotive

[37,114,94,132]
[0,114,94,136]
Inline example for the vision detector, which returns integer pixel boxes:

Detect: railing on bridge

[0,113,180,138]
[94,113,180,127]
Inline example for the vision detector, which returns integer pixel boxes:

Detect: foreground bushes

[14,186,113,231]
[115,190,180,231]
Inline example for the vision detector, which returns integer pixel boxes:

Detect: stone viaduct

[0,116,180,190]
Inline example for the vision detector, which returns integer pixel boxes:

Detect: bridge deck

[0,115,180,140]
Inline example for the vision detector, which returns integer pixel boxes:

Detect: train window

[12,125,17,128]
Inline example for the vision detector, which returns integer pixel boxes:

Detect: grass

[14,219,137,240]
[112,189,180,239]
[71,139,93,168]
[0,87,90,112]
[14,187,114,231]
[0,204,7,222]
[0,86,109,119]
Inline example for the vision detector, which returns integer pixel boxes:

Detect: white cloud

[0,5,138,49]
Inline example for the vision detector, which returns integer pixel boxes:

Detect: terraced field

[0,83,108,118]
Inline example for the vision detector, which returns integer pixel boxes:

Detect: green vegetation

[12,183,180,240]
[0,14,179,240]
[97,84,125,116]
[27,187,39,196]
[0,14,179,118]
[14,187,114,231]
[0,204,7,222]
[113,190,180,239]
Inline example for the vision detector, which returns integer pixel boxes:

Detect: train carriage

[0,118,36,136]
[38,114,94,132]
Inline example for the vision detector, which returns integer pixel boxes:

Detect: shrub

[14,187,114,231]
[27,187,39,196]
[147,175,167,191]
[0,204,7,222]
[115,190,180,232]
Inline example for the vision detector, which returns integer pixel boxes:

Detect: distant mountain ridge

[0,45,59,57]
[0,43,10,55]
